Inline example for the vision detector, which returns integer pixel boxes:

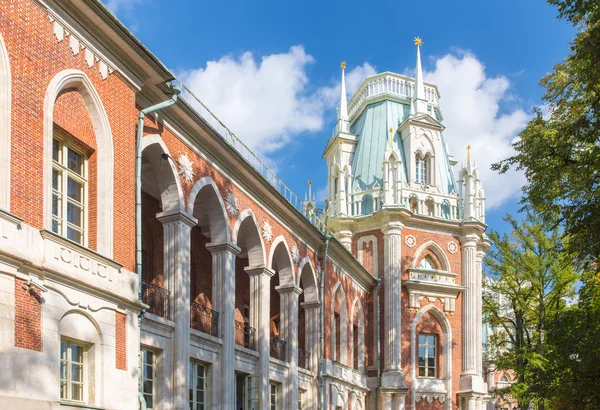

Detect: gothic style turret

[458,145,486,222]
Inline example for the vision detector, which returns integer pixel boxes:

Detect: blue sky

[106,0,575,235]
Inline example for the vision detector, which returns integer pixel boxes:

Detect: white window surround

[140,348,156,409]
[0,33,11,211]
[350,298,366,373]
[60,338,86,403]
[357,235,378,277]
[410,304,452,410]
[189,361,206,410]
[44,69,114,258]
[331,282,348,365]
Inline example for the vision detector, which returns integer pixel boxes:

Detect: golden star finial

[467,144,472,163]
[341,61,346,70]
[414,37,423,47]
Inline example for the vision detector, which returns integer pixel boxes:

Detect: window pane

[418,366,425,377]
[52,169,61,191]
[71,383,83,401]
[67,202,82,227]
[419,347,425,357]
[67,178,82,202]
[52,194,61,218]
[67,149,84,175]
[52,219,61,234]
[60,362,67,380]
[428,336,435,345]
[71,345,82,362]
[418,357,425,366]
[67,227,82,244]
[71,364,82,382]
[428,348,435,357]
[60,381,68,399]
[428,357,435,367]
[53,139,60,161]
[145,394,153,409]
[419,335,425,344]
[428,367,435,378]
[143,380,153,394]
[61,341,68,360]
[145,351,154,365]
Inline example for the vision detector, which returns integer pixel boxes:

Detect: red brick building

[0,1,489,409]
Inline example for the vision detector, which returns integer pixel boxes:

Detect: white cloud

[424,52,529,209]
[179,46,375,155]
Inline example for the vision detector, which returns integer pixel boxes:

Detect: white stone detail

[69,36,80,55]
[261,220,273,243]
[225,192,239,216]
[291,244,300,264]
[84,49,94,68]
[447,241,458,254]
[176,153,196,182]
[405,234,416,248]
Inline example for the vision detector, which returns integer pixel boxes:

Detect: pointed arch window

[419,256,436,270]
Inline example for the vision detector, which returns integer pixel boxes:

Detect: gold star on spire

[467,144,472,163]
[341,61,346,70]
[414,37,423,47]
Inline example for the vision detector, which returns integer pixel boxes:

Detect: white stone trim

[412,239,451,271]
[0,33,10,211]
[43,69,114,257]
[231,209,266,266]
[410,304,452,410]
[140,134,185,213]
[297,256,319,303]
[187,176,231,244]
[268,235,295,286]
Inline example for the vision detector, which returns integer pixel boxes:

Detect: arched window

[419,256,436,270]
[415,155,427,184]
[441,200,451,219]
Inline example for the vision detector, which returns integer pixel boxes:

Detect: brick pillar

[277,284,302,409]
[246,265,275,410]
[207,242,240,410]
[157,210,196,410]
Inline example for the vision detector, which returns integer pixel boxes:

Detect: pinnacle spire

[413,37,427,115]
[338,61,349,133]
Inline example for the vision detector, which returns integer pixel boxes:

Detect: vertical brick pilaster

[14,278,43,351]
[115,311,127,370]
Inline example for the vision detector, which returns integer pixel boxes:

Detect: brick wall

[115,311,127,370]
[141,191,164,286]
[14,278,43,351]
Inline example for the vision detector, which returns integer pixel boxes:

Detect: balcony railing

[298,348,311,370]
[141,280,170,319]
[190,302,219,337]
[270,336,287,362]
[234,321,256,350]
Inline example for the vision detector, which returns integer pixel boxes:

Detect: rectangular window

[140,349,155,409]
[189,361,206,410]
[60,339,84,402]
[270,383,278,410]
[52,138,87,245]
[418,334,437,378]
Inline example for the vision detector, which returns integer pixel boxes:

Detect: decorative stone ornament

[261,221,273,243]
[177,153,196,182]
[405,234,416,248]
[447,241,458,254]
[291,244,300,264]
[225,192,239,217]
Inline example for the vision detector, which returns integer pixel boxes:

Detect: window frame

[140,348,156,409]
[51,136,88,246]
[270,383,278,410]
[418,333,438,378]
[59,338,87,403]
[189,360,206,410]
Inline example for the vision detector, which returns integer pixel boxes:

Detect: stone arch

[140,134,184,213]
[268,235,295,286]
[410,304,452,410]
[297,256,319,372]
[232,209,266,267]
[350,297,366,372]
[44,69,114,257]
[331,282,348,364]
[0,33,11,210]
[187,176,230,245]
[297,257,318,303]
[413,240,451,272]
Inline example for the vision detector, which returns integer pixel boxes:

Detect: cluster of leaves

[492,0,600,268]
[483,214,577,410]
[488,1,600,408]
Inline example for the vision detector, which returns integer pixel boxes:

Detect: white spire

[413,37,428,115]
[338,61,349,133]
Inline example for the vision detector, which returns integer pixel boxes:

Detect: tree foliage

[492,0,600,266]
[483,213,578,409]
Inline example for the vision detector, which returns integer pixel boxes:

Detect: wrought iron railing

[190,302,219,337]
[141,280,170,319]
[298,348,311,370]
[234,321,256,350]
[270,336,287,362]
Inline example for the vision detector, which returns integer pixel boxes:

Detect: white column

[301,301,319,408]
[277,284,302,409]
[461,233,479,376]
[380,391,393,410]
[206,242,240,410]
[157,211,196,410]
[338,229,353,251]
[476,249,485,377]
[392,393,405,410]
[338,170,347,215]
[382,222,403,371]
[246,265,275,410]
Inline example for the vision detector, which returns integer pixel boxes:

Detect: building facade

[0,1,488,409]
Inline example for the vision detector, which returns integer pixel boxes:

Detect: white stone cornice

[244,264,275,278]
[155,210,197,227]
[205,241,242,256]
[275,284,302,296]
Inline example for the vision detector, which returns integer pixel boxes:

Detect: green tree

[492,0,600,266]
[483,213,578,410]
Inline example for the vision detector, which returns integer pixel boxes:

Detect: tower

[323,39,490,410]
